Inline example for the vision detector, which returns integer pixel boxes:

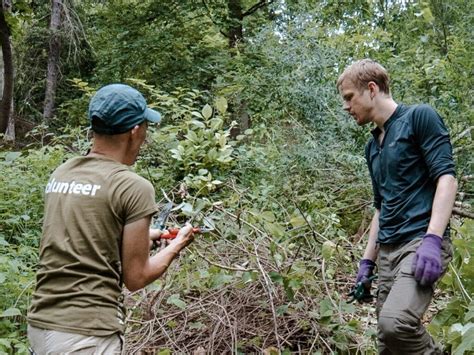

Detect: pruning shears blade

[197,226,213,233]
[153,202,173,230]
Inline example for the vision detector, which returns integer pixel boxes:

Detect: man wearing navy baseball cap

[88,83,162,135]
[28,84,195,353]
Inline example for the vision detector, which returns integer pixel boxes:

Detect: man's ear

[367,81,378,98]
[129,125,140,138]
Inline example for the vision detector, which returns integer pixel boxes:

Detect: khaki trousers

[28,325,123,355]
[376,237,453,355]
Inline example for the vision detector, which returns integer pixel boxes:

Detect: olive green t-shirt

[28,155,158,336]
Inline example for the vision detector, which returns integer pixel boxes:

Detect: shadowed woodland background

[0,0,473,353]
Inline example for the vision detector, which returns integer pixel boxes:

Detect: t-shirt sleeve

[365,142,382,209]
[412,105,456,181]
[111,172,158,225]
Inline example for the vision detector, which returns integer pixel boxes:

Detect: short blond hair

[337,59,390,94]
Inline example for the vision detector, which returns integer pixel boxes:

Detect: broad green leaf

[287,278,301,290]
[0,339,11,348]
[191,111,203,118]
[218,134,227,148]
[210,117,223,130]
[215,97,228,114]
[242,271,257,284]
[276,304,289,315]
[213,273,234,287]
[421,7,434,22]
[322,240,336,260]
[290,215,306,228]
[319,298,334,318]
[202,104,213,119]
[1,308,21,317]
[166,294,186,310]
[269,271,283,285]
[146,280,163,292]
[265,222,285,238]
[465,301,474,322]
[5,152,21,162]
[169,149,182,161]
[206,148,217,160]
[190,120,206,129]
[453,326,474,355]
[185,130,199,143]
[181,203,193,214]
[261,211,276,222]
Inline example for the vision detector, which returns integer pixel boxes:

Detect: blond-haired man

[337,59,457,354]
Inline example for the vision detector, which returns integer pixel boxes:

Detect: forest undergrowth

[1,84,471,354]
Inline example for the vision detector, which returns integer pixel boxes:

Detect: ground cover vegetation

[0,0,472,353]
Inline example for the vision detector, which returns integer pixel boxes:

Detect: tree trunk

[43,0,63,122]
[0,0,14,137]
[227,0,243,48]
[226,1,273,137]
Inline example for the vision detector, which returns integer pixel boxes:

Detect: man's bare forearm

[427,174,457,238]
[363,209,380,261]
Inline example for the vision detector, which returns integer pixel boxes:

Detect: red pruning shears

[152,202,213,242]
[160,226,213,239]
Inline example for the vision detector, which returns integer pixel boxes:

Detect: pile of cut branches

[124,198,377,354]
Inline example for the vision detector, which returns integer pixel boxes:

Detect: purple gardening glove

[411,234,443,286]
[356,259,377,287]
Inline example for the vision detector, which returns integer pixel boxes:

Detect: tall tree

[0,0,14,138]
[230,0,274,47]
[43,0,63,122]
[205,0,275,135]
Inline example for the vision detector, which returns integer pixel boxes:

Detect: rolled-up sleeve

[412,105,456,181]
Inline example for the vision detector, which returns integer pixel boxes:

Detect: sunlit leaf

[166,294,186,310]
[1,308,22,317]
[202,104,213,119]
[215,97,228,114]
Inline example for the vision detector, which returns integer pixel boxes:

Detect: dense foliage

[0,0,472,353]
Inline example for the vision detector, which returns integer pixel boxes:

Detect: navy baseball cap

[88,84,161,135]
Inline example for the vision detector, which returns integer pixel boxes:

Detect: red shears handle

[160,227,202,239]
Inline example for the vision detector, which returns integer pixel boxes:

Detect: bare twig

[242,0,274,17]
[452,207,474,219]
[253,241,281,349]
[193,247,255,272]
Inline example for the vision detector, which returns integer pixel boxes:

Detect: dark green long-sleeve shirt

[365,104,455,244]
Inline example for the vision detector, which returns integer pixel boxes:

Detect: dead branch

[452,207,474,219]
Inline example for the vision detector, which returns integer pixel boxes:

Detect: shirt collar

[370,104,403,139]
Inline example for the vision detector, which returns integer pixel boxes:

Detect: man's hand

[168,223,195,249]
[354,259,377,303]
[356,259,376,285]
[149,228,163,249]
[349,259,377,303]
[411,234,442,286]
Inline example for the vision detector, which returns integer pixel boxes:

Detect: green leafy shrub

[0,146,70,353]
[429,219,474,354]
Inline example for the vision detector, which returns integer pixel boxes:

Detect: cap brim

[144,108,161,123]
